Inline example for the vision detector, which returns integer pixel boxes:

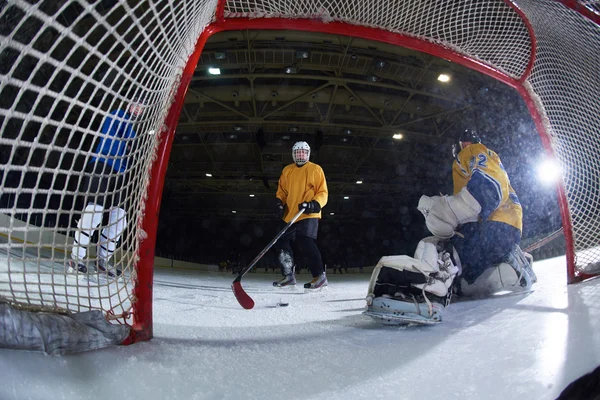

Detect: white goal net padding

[1,0,599,345]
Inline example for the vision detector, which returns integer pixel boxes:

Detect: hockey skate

[459,245,536,298]
[96,259,122,279]
[273,274,296,287]
[304,273,328,290]
[67,259,90,274]
[506,244,537,286]
[364,237,459,325]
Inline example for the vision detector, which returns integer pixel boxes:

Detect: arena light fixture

[356,180,363,184]
[393,133,403,140]
[437,73,450,82]
[205,173,212,177]
[208,67,221,75]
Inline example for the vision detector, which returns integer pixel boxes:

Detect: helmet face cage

[128,96,147,118]
[452,143,461,159]
[455,128,481,156]
[292,141,310,165]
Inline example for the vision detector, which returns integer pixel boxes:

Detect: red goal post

[0,0,599,346]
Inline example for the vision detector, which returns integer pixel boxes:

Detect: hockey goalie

[365,129,537,325]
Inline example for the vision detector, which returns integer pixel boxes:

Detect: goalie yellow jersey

[276,161,329,223]
[452,143,522,232]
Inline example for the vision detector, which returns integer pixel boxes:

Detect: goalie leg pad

[460,245,536,297]
[365,296,443,325]
[365,237,460,324]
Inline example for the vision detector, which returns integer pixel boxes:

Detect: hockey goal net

[1,0,599,344]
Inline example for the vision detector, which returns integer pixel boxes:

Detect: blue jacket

[91,109,136,173]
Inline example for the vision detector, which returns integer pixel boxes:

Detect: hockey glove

[424,188,481,239]
[298,200,321,214]
[417,195,439,218]
[275,199,285,219]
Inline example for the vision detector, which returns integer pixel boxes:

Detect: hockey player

[273,141,329,289]
[365,129,536,324]
[68,97,145,277]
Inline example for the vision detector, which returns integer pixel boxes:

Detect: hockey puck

[277,302,289,307]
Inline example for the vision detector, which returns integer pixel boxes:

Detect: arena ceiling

[163,29,530,222]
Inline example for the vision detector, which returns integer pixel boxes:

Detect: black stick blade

[232,281,255,310]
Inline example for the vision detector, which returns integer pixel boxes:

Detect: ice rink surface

[1,256,599,400]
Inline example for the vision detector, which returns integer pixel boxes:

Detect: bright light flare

[538,158,562,186]
[208,67,221,75]
[437,74,450,82]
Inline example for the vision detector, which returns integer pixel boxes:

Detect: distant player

[365,128,536,324]
[273,141,329,289]
[68,97,145,277]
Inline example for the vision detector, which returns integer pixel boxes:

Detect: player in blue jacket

[68,98,145,277]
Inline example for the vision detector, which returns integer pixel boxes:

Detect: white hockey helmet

[292,141,310,166]
[128,95,147,118]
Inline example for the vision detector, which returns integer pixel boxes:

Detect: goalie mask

[453,128,481,158]
[292,141,310,166]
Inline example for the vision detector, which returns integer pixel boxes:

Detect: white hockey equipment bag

[421,187,481,239]
[364,237,460,324]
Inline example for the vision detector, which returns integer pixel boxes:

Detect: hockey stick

[522,227,563,253]
[232,208,305,309]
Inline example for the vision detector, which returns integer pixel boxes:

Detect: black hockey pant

[451,221,521,284]
[273,218,324,278]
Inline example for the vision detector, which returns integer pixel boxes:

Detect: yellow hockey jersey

[452,143,522,232]
[276,161,329,223]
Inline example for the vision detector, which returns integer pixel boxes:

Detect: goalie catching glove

[419,187,481,239]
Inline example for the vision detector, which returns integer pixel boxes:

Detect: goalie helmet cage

[0,0,598,345]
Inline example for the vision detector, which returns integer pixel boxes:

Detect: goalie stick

[232,208,305,309]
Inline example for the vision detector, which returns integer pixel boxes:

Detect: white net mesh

[1,0,599,341]
[580,1,600,15]
[0,0,216,325]
[516,0,600,273]
[225,0,533,78]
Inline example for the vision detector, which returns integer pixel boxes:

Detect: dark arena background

[1,2,599,399]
